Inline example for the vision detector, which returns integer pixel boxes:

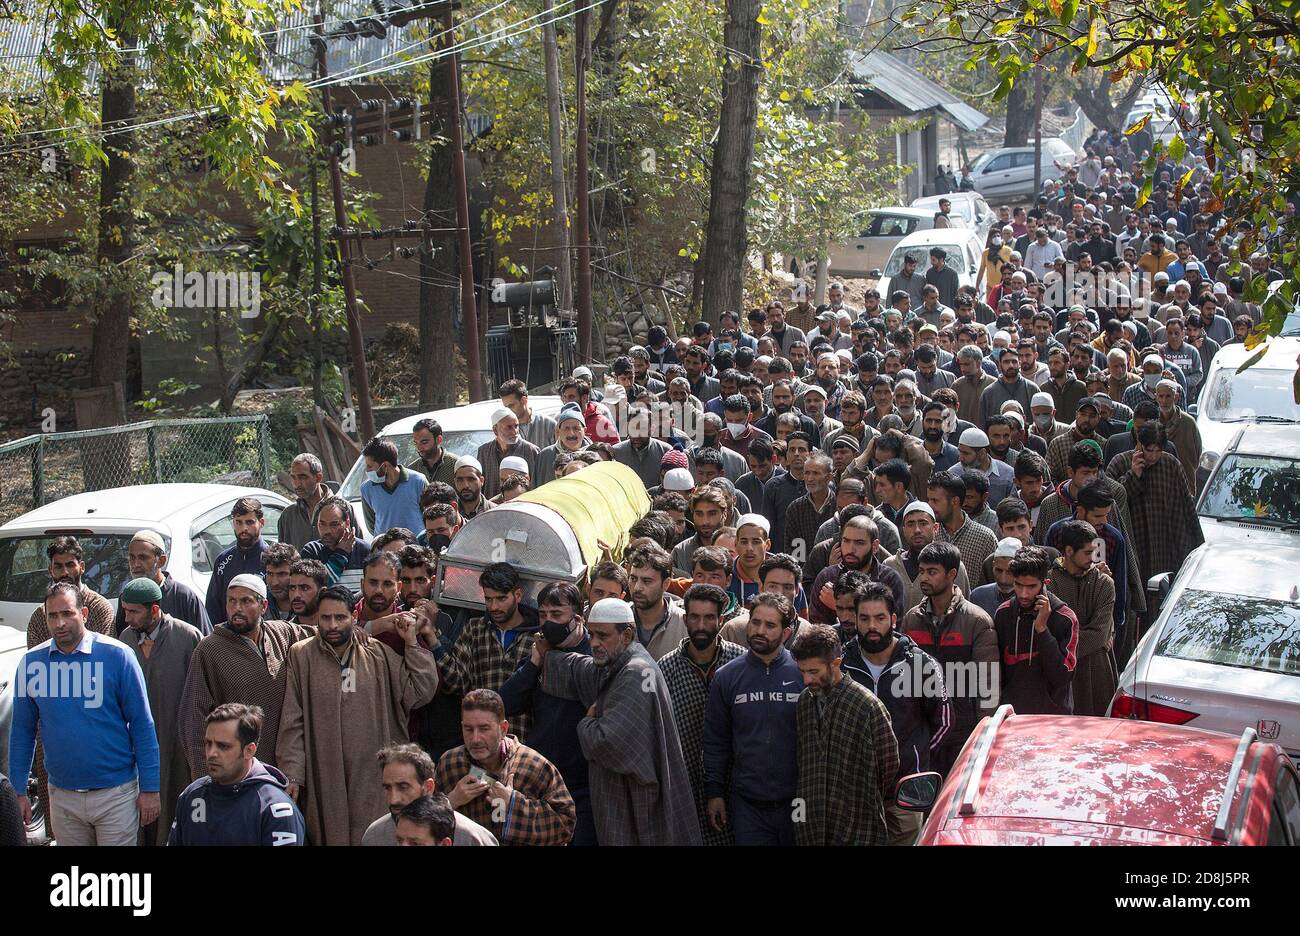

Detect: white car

[1112,541,1300,762]
[910,192,993,240]
[1197,423,1300,545]
[827,207,966,278]
[963,139,1077,201]
[1125,88,1184,147]
[875,228,986,306]
[338,396,564,539]
[1193,336,1300,486]
[0,482,292,633]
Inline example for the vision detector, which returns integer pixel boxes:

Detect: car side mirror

[1188,403,1198,416]
[869,269,882,279]
[896,771,943,812]
[1146,572,1173,609]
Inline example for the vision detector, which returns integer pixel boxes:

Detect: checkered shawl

[794,674,899,846]
[785,492,839,564]
[935,518,998,588]
[438,616,538,740]
[658,638,746,846]
[1106,452,1204,582]
[435,736,575,846]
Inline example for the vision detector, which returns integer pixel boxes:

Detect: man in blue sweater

[204,496,269,626]
[169,702,305,846]
[10,581,161,846]
[361,436,427,537]
[703,590,802,846]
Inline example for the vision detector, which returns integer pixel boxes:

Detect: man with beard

[1153,378,1202,494]
[929,470,998,588]
[277,585,439,845]
[258,542,297,621]
[957,428,1015,505]
[113,529,210,637]
[286,559,328,626]
[792,622,898,846]
[204,497,269,625]
[497,582,597,845]
[736,438,779,513]
[362,743,498,845]
[704,592,802,845]
[349,551,409,652]
[979,347,1037,429]
[1045,520,1117,718]
[809,353,847,417]
[1043,347,1087,417]
[1045,396,1102,483]
[809,516,907,625]
[301,495,371,583]
[168,703,306,846]
[842,582,950,844]
[612,406,673,489]
[657,583,747,846]
[179,575,318,781]
[762,431,812,553]
[431,563,542,739]
[672,486,729,575]
[884,503,972,613]
[822,390,876,454]
[625,543,688,660]
[994,546,1079,715]
[902,542,997,776]
[535,404,589,487]
[918,402,960,473]
[475,409,540,502]
[408,418,458,486]
[961,470,998,532]
[759,380,815,440]
[537,598,701,844]
[784,452,837,568]
[118,578,203,845]
[451,455,493,521]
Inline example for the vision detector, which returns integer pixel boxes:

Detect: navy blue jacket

[499,633,591,795]
[168,759,306,846]
[204,539,268,625]
[703,648,801,803]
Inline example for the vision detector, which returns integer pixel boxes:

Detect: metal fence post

[33,434,44,506]
[257,416,271,488]
[147,425,161,483]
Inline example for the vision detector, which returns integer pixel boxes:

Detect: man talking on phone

[993,546,1079,715]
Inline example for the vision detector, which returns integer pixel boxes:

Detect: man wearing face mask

[537,598,701,845]
[842,582,950,843]
[718,394,770,462]
[500,582,597,846]
[657,583,746,846]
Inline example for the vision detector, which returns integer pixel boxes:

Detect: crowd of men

[9,131,1261,848]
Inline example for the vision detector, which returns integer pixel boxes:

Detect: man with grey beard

[537,598,701,845]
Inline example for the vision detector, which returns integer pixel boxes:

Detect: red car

[903,705,1300,845]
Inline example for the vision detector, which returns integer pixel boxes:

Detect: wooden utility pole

[442,3,485,401]
[542,0,573,314]
[314,15,375,440]
[574,4,593,361]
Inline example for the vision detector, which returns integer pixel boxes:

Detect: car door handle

[855,244,865,249]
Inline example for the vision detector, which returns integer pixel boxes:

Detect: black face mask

[428,534,451,555]
[541,619,573,646]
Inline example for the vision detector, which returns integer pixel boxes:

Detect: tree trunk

[420,57,460,408]
[1073,74,1144,133]
[91,37,136,426]
[701,0,762,328]
[1003,78,1032,147]
[542,0,573,313]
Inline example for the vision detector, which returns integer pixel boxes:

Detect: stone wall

[0,347,93,400]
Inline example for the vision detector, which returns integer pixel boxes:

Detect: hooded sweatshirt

[703,648,801,803]
[993,590,1079,715]
[168,758,306,846]
[204,538,268,625]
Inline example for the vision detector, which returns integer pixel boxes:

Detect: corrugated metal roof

[0,0,440,94]
[850,49,989,132]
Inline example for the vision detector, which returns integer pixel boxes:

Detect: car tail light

[1109,688,1199,725]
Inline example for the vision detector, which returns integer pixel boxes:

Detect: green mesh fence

[0,415,271,525]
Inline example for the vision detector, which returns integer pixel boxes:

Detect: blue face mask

[367,469,384,484]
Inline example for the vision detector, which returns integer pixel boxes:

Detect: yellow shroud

[516,460,651,569]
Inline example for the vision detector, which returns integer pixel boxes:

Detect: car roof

[1209,336,1300,370]
[0,483,286,532]
[911,192,987,210]
[866,206,936,219]
[1177,542,1300,601]
[376,395,564,437]
[946,713,1269,842]
[890,228,982,248]
[1226,423,1300,460]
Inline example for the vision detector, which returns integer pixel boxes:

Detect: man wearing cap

[969,536,1021,620]
[488,456,531,506]
[1154,378,1202,493]
[475,407,540,502]
[114,529,211,637]
[535,404,589,488]
[451,456,493,521]
[118,577,203,844]
[957,428,1014,505]
[537,597,702,845]
[884,501,972,612]
[178,574,317,782]
[1045,396,1103,483]
[1028,391,1070,450]
[808,309,853,352]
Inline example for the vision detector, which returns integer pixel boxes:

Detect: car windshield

[1201,366,1300,422]
[337,429,495,499]
[883,245,965,277]
[1200,454,1300,525]
[0,534,145,603]
[1157,589,1300,677]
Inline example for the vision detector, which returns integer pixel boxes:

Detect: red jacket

[584,402,621,444]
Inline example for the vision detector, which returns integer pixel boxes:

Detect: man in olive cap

[119,577,204,845]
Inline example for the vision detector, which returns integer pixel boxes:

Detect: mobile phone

[469,766,497,784]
